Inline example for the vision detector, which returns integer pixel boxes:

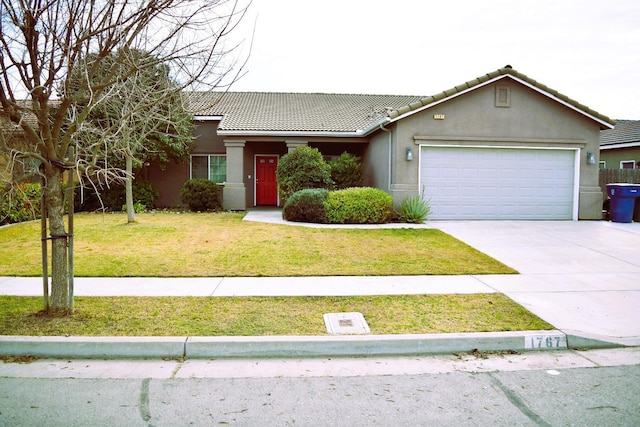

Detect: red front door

[256,155,279,205]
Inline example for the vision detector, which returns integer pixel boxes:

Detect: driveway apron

[435,221,640,346]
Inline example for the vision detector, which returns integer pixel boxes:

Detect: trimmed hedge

[180,179,222,211]
[324,187,393,224]
[276,146,333,202]
[329,152,363,190]
[282,188,329,223]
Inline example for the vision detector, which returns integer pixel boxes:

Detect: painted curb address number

[525,334,566,350]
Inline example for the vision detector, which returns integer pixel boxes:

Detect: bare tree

[70,49,194,223]
[0,0,250,314]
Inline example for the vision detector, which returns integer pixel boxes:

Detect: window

[191,155,226,183]
[620,160,636,169]
[599,161,606,169]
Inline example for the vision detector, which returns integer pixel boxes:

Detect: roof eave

[194,115,223,121]
[360,117,392,137]
[600,141,640,150]
[216,129,367,138]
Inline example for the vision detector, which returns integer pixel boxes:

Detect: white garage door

[420,146,576,220]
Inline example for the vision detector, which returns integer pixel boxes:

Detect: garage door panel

[420,146,575,220]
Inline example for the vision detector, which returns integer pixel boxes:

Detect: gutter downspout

[379,122,392,192]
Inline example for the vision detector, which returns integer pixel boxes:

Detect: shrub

[132,180,159,209]
[396,195,431,223]
[0,182,41,225]
[283,188,329,223]
[75,180,159,212]
[180,179,222,211]
[324,187,393,224]
[329,152,363,190]
[276,146,333,202]
[122,201,147,213]
[75,183,122,212]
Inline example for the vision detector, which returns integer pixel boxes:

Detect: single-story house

[146,65,614,220]
[600,119,640,169]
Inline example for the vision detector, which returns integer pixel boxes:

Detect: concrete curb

[564,330,640,349]
[0,336,187,359]
[0,330,597,360]
[185,330,569,358]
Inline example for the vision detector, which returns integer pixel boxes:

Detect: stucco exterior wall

[146,160,189,207]
[381,80,604,219]
[192,120,226,154]
[148,120,225,207]
[600,147,640,169]
[362,126,393,191]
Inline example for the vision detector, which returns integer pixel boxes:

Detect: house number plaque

[525,334,566,350]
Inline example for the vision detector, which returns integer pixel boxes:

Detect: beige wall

[362,126,393,191]
[381,79,604,219]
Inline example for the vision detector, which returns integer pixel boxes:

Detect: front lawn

[0,212,546,337]
[0,294,552,336]
[0,211,516,277]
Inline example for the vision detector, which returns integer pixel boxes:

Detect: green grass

[0,211,544,337]
[0,295,553,336]
[0,211,516,277]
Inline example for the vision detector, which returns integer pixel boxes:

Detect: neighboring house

[146,66,614,220]
[600,119,640,169]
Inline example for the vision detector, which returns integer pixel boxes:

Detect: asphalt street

[1,347,639,426]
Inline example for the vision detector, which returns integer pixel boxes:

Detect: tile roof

[183,66,615,135]
[184,91,424,133]
[600,119,640,146]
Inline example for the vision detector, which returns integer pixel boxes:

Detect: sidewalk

[2,212,640,358]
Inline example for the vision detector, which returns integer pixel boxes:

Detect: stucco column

[579,146,604,220]
[390,141,420,209]
[286,140,308,152]
[223,140,246,210]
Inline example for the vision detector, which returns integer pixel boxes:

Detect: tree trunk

[125,155,136,223]
[44,168,71,314]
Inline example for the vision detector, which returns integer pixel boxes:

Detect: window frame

[190,154,227,184]
[620,160,636,169]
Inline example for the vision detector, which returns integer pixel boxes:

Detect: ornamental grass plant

[396,195,431,224]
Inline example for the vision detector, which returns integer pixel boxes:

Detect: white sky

[227,0,640,120]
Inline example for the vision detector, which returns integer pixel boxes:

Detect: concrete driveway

[435,221,640,346]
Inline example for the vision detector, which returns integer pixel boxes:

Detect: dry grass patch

[0,294,552,336]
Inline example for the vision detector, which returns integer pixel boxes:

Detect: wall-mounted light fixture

[586,152,596,164]
[406,147,413,161]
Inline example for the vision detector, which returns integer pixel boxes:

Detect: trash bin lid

[606,183,640,197]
